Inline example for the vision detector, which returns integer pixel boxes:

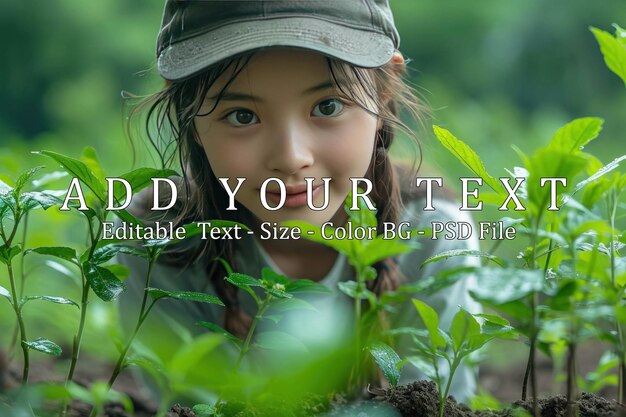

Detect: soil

[2,345,626,417]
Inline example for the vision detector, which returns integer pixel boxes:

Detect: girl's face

[195,48,381,227]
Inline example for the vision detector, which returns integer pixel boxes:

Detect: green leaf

[147,288,224,306]
[526,149,587,214]
[81,147,106,183]
[225,273,263,289]
[20,191,62,210]
[360,237,416,267]
[591,26,626,86]
[269,297,316,312]
[92,244,147,265]
[23,296,79,308]
[84,262,126,302]
[102,264,130,281]
[338,281,372,300]
[36,151,106,201]
[23,338,62,356]
[469,268,543,304]
[26,246,77,263]
[450,309,480,352]
[261,267,290,285]
[284,279,333,295]
[195,321,242,348]
[547,117,603,153]
[0,245,21,265]
[421,249,504,269]
[474,313,510,327]
[192,404,218,417]
[433,126,502,194]
[254,331,308,353]
[412,299,446,349]
[367,342,403,388]
[113,168,178,201]
[14,166,44,194]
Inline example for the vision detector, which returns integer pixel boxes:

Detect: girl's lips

[264,185,323,208]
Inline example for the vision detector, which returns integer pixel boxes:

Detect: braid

[367,121,403,296]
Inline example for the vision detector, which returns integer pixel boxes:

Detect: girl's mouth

[264,184,323,208]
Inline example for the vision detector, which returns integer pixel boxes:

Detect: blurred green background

[1,0,625,402]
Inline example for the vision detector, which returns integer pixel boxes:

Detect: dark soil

[3,346,626,417]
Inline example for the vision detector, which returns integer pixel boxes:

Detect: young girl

[120,0,481,403]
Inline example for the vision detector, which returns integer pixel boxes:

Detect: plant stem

[7,262,29,384]
[234,297,270,373]
[107,259,156,388]
[61,218,102,417]
[439,356,461,417]
[566,342,578,417]
[9,214,30,359]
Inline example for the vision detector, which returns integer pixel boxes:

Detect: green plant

[0,167,65,386]
[285,192,418,393]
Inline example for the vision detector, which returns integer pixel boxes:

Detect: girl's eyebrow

[206,80,341,103]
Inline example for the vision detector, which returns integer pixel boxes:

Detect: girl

[120,0,481,404]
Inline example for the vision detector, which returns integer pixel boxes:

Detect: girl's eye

[224,109,258,126]
[312,99,344,117]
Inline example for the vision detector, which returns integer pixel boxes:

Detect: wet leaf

[20,191,62,211]
[84,262,126,301]
[92,244,147,264]
[24,338,62,356]
[23,296,78,308]
[36,151,106,201]
[14,166,44,194]
[26,246,77,263]
[225,273,262,289]
[547,117,603,153]
[469,268,543,304]
[421,249,504,269]
[147,288,224,306]
[367,342,402,388]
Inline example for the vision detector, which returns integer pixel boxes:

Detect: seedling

[0,167,65,385]
[390,300,515,417]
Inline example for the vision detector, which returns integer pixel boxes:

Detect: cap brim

[158,16,395,80]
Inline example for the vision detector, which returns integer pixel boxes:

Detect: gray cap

[157,0,400,80]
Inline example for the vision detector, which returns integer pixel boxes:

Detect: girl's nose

[265,126,314,175]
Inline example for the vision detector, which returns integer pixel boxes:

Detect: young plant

[197,263,330,413]
[406,300,515,417]
[0,167,66,385]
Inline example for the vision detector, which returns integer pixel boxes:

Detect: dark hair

[129,49,425,338]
